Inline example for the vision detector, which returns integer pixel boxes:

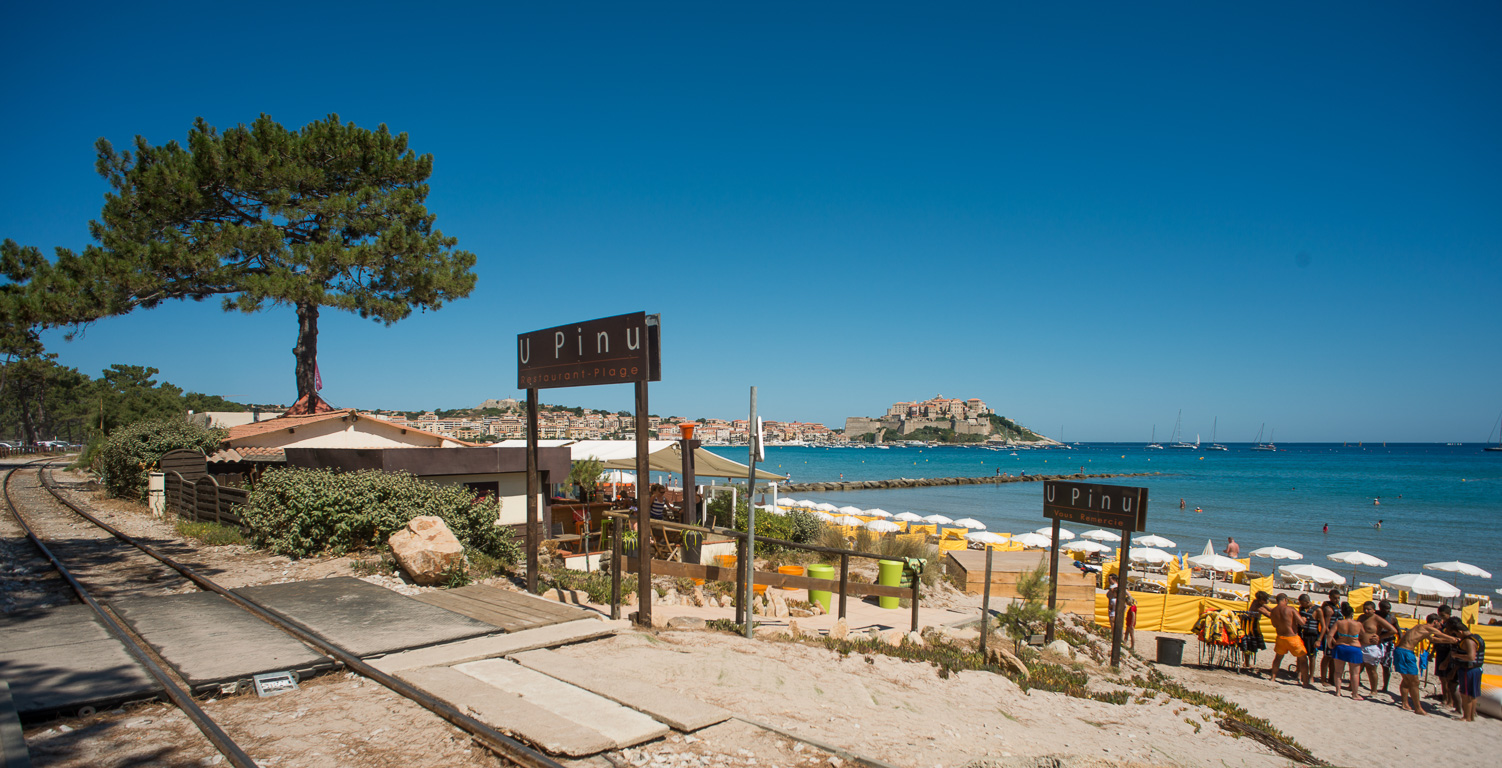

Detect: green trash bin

[806,563,834,613]
[878,560,905,609]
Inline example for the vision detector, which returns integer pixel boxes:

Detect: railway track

[2,461,566,768]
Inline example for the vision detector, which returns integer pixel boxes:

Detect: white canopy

[815,502,840,512]
[894,512,925,522]
[1010,533,1053,549]
[1063,540,1110,554]
[833,515,865,526]
[1249,546,1303,560]
[866,520,901,533]
[1278,564,1346,586]
[1128,547,1174,564]
[923,514,954,524]
[1188,554,1248,573]
[1423,561,1493,579]
[1036,526,1076,540]
[837,505,864,516]
[966,531,1009,544]
[865,508,892,518]
[1135,535,1176,548]
[1328,551,1388,568]
[953,518,987,530]
[1380,573,1462,598]
[1081,529,1122,542]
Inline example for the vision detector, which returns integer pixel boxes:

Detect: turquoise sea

[704,443,1502,588]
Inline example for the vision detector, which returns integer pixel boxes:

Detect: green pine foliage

[98,419,225,500]
[242,467,520,562]
[1,114,476,403]
[997,562,1060,653]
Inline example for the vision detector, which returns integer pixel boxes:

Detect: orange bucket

[777,565,804,591]
[753,584,769,596]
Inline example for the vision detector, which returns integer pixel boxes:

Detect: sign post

[517,312,659,625]
[1043,480,1147,668]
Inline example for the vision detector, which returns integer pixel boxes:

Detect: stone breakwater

[779,472,1159,493]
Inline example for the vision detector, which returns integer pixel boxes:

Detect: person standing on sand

[1297,594,1323,686]
[1224,538,1240,557]
[1358,601,1398,693]
[1446,617,1485,722]
[1330,603,1367,699]
[1394,615,1459,716]
[1375,600,1397,692]
[1319,589,1343,685]
[1244,591,1271,675]
[1268,594,1309,684]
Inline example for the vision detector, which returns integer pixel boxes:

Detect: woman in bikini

[1329,603,1367,700]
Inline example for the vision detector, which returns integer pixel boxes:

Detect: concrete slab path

[511,648,730,732]
[369,618,624,674]
[0,606,158,719]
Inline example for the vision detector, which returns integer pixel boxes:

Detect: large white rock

[388,516,465,585]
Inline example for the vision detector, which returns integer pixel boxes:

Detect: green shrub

[707,495,824,554]
[241,467,522,561]
[98,419,225,500]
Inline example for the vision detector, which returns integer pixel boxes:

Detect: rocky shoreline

[779,471,1159,493]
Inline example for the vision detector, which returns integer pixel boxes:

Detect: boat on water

[1168,410,1197,449]
[1146,425,1163,450]
[1250,423,1277,451]
[1207,416,1228,451]
[1486,411,1502,452]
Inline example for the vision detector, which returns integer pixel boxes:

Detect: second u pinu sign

[517,312,661,390]
[1043,480,1148,532]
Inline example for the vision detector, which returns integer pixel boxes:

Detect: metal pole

[744,386,757,639]
[525,388,540,594]
[635,381,652,627]
[1111,527,1133,668]
[979,547,994,659]
[611,514,622,621]
[1045,517,1061,643]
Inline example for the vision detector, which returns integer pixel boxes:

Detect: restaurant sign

[1043,480,1147,532]
[517,312,661,389]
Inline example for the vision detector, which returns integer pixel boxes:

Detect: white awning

[500,439,786,480]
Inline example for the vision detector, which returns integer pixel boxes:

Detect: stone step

[510,648,731,732]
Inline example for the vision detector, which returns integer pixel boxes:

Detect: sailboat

[1250,423,1277,451]
[1487,410,1502,452]
[1169,409,1197,449]
[1207,416,1228,451]
[1146,425,1163,450]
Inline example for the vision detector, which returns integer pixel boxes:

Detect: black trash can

[1156,636,1186,666]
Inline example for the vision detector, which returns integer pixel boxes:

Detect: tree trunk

[293,301,320,404]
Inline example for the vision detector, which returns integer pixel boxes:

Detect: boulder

[769,593,789,618]
[1047,639,1074,658]
[904,631,924,647]
[666,616,706,630]
[387,516,465,585]
[691,586,708,607]
[788,620,802,638]
[986,644,1030,678]
[829,617,849,641]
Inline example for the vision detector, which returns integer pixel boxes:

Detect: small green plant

[350,555,396,577]
[440,559,472,589]
[997,562,1059,654]
[539,564,635,604]
[174,518,247,546]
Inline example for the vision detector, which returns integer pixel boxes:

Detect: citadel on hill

[844,395,1051,444]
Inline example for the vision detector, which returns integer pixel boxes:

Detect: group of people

[1253,589,1487,720]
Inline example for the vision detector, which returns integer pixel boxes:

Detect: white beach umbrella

[966,531,1008,545]
[1423,561,1493,579]
[602,469,636,483]
[795,499,820,509]
[1063,540,1110,554]
[953,518,987,530]
[756,503,787,516]
[866,519,901,533]
[1380,573,1462,599]
[1278,564,1346,586]
[1128,547,1174,565]
[1011,532,1053,549]
[894,512,925,522]
[1200,539,1214,557]
[922,514,954,524]
[833,515,865,526]
[1081,529,1122,542]
[1135,535,1177,548]
[815,502,840,513]
[1036,526,1076,540]
[810,511,836,522]
[837,505,864,516]
[864,508,892,518]
[1328,551,1388,568]
[1249,546,1303,560]
[1188,552,1247,592]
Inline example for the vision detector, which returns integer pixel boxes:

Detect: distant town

[230,393,1050,446]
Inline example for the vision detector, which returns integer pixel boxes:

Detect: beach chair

[907,524,937,537]
[941,526,968,540]
[650,529,683,562]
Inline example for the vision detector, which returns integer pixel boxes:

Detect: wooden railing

[164,470,249,527]
[0,445,67,459]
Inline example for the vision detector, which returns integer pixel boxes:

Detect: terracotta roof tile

[224,410,356,441]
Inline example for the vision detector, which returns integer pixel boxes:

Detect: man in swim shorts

[1358,601,1398,692]
[1267,594,1309,684]
[1375,600,1397,692]
[1319,589,1343,685]
[1330,603,1367,699]
[1394,614,1459,716]
[1445,617,1485,722]
[1297,594,1323,686]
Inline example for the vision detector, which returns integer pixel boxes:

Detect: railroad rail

[4,461,566,768]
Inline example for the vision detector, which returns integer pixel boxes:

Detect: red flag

[314,361,323,392]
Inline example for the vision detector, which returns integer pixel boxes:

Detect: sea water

[704,443,1502,588]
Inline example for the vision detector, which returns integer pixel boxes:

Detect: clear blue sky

[4,2,1499,442]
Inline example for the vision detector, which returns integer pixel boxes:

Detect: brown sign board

[1043,480,1147,532]
[517,312,661,389]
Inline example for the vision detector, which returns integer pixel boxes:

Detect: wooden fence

[164,470,249,527]
[0,445,66,459]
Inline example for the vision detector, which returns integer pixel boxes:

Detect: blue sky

[4,2,1499,442]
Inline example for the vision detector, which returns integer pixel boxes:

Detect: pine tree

[1,114,476,406]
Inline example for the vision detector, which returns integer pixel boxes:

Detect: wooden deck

[945,549,1096,615]
[413,585,593,633]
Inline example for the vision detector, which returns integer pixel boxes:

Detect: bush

[241,467,522,561]
[98,419,225,500]
[706,495,824,554]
